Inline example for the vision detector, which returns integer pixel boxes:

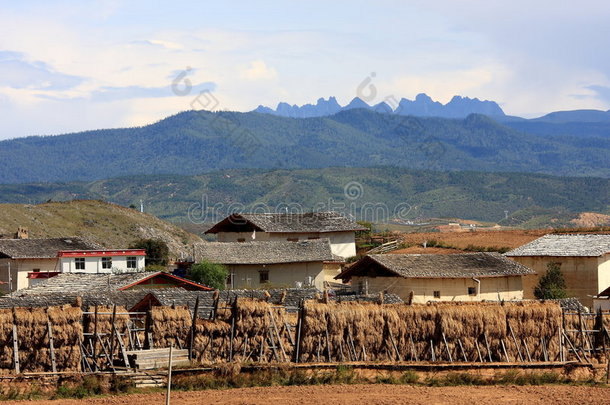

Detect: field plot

[4,384,609,405]
[395,230,549,253]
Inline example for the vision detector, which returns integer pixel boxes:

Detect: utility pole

[140,199,144,213]
[7,262,12,294]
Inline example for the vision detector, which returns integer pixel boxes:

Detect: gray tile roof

[10,271,208,295]
[0,237,101,259]
[194,239,339,265]
[505,234,610,257]
[0,289,153,309]
[206,211,366,234]
[339,253,535,280]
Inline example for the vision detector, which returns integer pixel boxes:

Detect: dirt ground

[5,384,609,405]
[394,229,549,253]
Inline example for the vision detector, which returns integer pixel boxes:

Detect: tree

[187,260,229,290]
[129,238,169,267]
[534,262,567,299]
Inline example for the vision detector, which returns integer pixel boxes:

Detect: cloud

[240,60,278,81]
[130,39,183,50]
[0,50,84,90]
[586,85,610,104]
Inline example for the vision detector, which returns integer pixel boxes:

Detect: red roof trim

[118,272,213,291]
[58,249,146,258]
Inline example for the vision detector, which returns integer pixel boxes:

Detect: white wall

[0,258,60,292]
[60,255,145,274]
[349,275,524,303]
[227,261,328,290]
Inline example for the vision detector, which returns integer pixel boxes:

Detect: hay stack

[151,306,191,348]
[505,301,562,361]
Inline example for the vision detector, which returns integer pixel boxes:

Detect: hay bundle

[505,301,562,361]
[0,309,14,371]
[151,306,191,348]
[193,318,231,363]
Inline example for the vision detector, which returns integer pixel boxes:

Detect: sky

[1,0,610,139]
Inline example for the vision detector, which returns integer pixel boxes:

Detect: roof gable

[337,252,535,280]
[206,211,366,234]
[506,234,610,257]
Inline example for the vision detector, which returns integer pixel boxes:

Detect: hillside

[0,200,202,257]
[0,168,607,226]
[0,109,609,184]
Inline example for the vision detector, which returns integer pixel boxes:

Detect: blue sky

[1,0,609,139]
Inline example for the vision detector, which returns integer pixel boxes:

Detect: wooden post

[144,310,152,350]
[441,333,452,362]
[109,305,117,363]
[12,323,20,374]
[430,339,436,362]
[388,326,402,362]
[325,325,332,362]
[165,345,173,405]
[47,320,57,373]
[229,298,236,362]
[562,331,583,363]
[457,338,467,362]
[92,305,99,371]
[508,322,523,362]
[268,308,287,361]
[483,332,493,362]
[500,339,510,362]
[189,296,200,361]
[294,301,303,363]
[522,338,532,362]
[475,338,483,362]
[409,335,418,362]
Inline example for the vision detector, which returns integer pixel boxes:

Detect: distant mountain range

[1,108,609,184]
[254,93,506,119]
[254,93,610,123]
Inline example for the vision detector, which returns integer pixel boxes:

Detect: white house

[0,237,146,292]
[58,249,146,274]
[205,212,365,259]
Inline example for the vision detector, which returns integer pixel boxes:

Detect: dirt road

[5,384,608,405]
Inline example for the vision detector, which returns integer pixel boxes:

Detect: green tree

[129,238,169,267]
[187,260,228,290]
[534,262,567,299]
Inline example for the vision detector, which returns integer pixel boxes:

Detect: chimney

[15,227,29,239]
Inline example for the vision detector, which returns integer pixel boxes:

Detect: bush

[534,262,567,299]
[187,260,229,290]
[130,238,170,266]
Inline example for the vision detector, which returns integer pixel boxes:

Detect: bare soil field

[5,384,608,405]
[394,229,549,253]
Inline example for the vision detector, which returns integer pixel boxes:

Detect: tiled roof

[205,211,366,234]
[0,237,101,259]
[11,271,209,295]
[0,289,158,309]
[194,239,338,265]
[505,234,610,257]
[338,253,535,280]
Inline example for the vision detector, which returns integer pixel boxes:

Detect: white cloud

[240,60,278,81]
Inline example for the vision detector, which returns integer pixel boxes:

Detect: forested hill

[0,109,609,183]
[0,167,608,226]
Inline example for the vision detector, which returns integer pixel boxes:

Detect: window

[468,287,477,296]
[75,258,85,270]
[259,270,269,284]
[101,257,112,269]
[126,256,137,269]
[237,238,246,242]
[307,236,320,240]
[287,238,298,242]
[433,290,441,299]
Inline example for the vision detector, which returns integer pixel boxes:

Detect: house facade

[505,234,610,308]
[195,239,342,290]
[205,212,365,259]
[336,253,535,303]
[0,237,101,292]
[58,249,146,274]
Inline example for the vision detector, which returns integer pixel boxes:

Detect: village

[0,210,607,398]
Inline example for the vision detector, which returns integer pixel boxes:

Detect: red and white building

[58,249,146,274]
